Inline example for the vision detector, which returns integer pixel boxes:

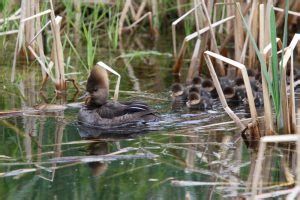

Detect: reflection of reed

[20,71,37,163]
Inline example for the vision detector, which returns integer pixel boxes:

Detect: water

[0,35,299,199]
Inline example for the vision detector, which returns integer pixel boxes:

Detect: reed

[82,22,98,71]
[204,51,260,144]
[234,2,299,135]
[96,61,121,102]
[172,15,235,75]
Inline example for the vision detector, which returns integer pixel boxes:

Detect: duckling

[186,92,212,110]
[170,83,187,100]
[78,66,159,127]
[191,76,202,87]
[201,79,218,99]
[235,86,247,102]
[254,91,264,106]
[188,85,211,99]
[235,77,261,92]
[219,76,233,89]
[247,69,256,81]
[170,83,187,110]
[223,86,239,104]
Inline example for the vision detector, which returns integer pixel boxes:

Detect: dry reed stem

[122,12,152,31]
[234,4,244,61]
[239,1,256,65]
[173,40,187,74]
[172,4,201,58]
[204,51,260,140]
[259,4,274,136]
[27,45,54,82]
[204,53,245,131]
[287,186,300,200]
[96,62,121,102]
[20,9,51,23]
[217,2,252,53]
[35,0,46,80]
[28,16,60,45]
[193,0,201,40]
[119,0,131,36]
[0,15,20,24]
[172,15,235,74]
[251,134,300,198]
[0,30,19,36]
[200,0,225,76]
[273,7,300,17]
[289,51,296,133]
[49,0,65,91]
[248,0,259,68]
[297,108,300,190]
[186,39,201,83]
[129,1,137,19]
[280,34,300,133]
[176,0,186,16]
[255,188,295,199]
[134,0,147,20]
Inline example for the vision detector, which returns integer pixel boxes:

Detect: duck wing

[96,101,156,119]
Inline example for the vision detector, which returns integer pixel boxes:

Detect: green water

[0,35,298,200]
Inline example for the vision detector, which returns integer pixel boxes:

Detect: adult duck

[78,66,159,127]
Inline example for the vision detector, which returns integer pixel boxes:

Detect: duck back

[78,101,159,127]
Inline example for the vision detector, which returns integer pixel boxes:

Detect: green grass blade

[270,6,280,118]
[234,3,274,97]
[64,34,88,72]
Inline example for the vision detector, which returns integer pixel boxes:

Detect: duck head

[188,85,200,94]
[86,66,109,106]
[235,77,244,87]
[223,86,236,100]
[247,69,256,81]
[186,92,201,107]
[191,76,202,87]
[201,79,215,92]
[170,83,184,98]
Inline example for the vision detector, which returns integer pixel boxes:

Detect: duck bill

[186,101,191,108]
[78,92,90,100]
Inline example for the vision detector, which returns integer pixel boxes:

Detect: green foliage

[270,7,280,121]
[236,2,290,131]
[82,22,98,70]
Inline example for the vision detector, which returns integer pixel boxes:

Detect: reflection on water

[0,35,299,199]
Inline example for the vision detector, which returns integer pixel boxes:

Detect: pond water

[0,34,299,199]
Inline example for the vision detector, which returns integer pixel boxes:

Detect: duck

[187,85,211,99]
[191,76,202,87]
[201,79,218,99]
[170,83,188,110]
[78,66,159,127]
[223,86,240,104]
[186,92,212,110]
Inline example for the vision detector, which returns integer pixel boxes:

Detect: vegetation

[0,0,299,199]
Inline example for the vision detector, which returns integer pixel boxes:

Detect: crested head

[171,83,184,97]
[187,91,201,106]
[235,77,244,87]
[87,66,109,92]
[201,79,215,92]
[223,86,235,99]
[188,85,200,94]
[247,69,256,77]
[192,76,202,86]
[86,66,109,106]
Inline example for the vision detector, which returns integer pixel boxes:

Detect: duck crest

[86,66,110,107]
[86,66,109,92]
